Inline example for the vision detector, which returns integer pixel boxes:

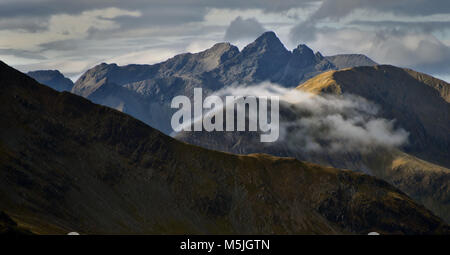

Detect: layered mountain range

[2,61,448,234]
[27,32,376,134]
[8,31,449,234]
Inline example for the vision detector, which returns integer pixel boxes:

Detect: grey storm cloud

[0,1,207,32]
[291,24,450,75]
[0,0,315,19]
[351,20,450,34]
[311,0,450,21]
[2,0,450,34]
[289,0,450,77]
[0,48,47,60]
[0,16,48,32]
[2,0,448,19]
[0,0,314,44]
[224,17,266,41]
[291,0,450,40]
[0,0,321,34]
[289,23,318,42]
[214,82,409,153]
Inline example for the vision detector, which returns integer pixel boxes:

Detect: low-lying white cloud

[213,82,409,153]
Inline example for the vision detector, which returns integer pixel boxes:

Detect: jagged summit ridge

[69,31,377,134]
[244,31,290,53]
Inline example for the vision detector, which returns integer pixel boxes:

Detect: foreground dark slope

[0,61,448,234]
[0,211,32,235]
[179,125,450,223]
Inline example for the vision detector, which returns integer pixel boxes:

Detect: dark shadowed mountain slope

[298,65,450,168]
[71,32,377,134]
[0,61,448,234]
[27,70,73,92]
[70,76,174,133]
[178,124,450,223]
[326,54,377,69]
[403,68,450,102]
[0,211,33,235]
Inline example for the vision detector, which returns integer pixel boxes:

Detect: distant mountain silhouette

[325,54,378,69]
[27,70,73,92]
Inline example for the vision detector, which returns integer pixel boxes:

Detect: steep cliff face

[0,61,447,234]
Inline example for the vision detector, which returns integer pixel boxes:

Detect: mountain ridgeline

[0,61,448,234]
[325,54,378,70]
[64,31,376,134]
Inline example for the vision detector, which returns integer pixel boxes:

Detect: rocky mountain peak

[293,44,315,58]
[197,42,240,66]
[92,62,118,72]
[207,42,238,53]
[288,44,319,69]
[72,63,119,97]
[255,31,278,43]
[315,51,324,60]
[243,31,290,56]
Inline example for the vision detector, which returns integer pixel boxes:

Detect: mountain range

[27,32,377,134]
[7,31,449,234]
[3,60,448,234]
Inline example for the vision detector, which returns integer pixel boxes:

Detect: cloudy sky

[1,0,449,82]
